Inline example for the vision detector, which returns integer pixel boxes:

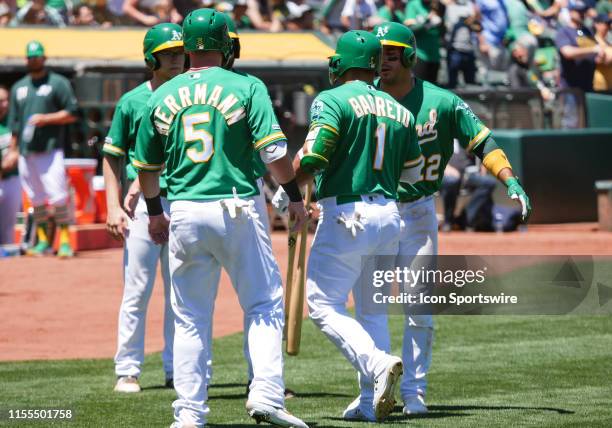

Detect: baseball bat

[286,182,312,356]
[284,221,298,340]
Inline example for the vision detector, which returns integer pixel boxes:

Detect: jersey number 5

[183,113,214,163]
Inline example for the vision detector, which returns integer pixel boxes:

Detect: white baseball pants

[114,196,174,379]
[169,197,286,427]
[205,178,267,385]
[18,149,68,206]
[0,176,21,244]
[306,194,401,386]
[352,195,437,403]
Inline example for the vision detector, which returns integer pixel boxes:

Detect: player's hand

[123,182,141,219]
[288,201,308,233]
[106,205,130,241]
[1,149,19,172]
[28,114,47,127]
[272,187,290,215]
[506,177,531,222]
[148,213,170,245]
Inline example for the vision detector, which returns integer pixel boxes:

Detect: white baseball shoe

[246,400,309,428]
[403,395,428,415]
[169,422,197,428]
[114,376,141,393]
[373,356,403,421]
[342,396,376,422]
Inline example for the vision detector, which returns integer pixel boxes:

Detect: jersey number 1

[183,113,214,163]
[373,123,386,170]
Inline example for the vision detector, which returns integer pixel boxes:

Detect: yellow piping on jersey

[311,124,339,136]
[102,143,126,156]
[303,152,329,164]
[403,154,424,167]
[132,159,163,171]
[467,127,491,152]
[254,132,286,150]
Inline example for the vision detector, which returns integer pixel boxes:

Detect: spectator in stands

[375,0,406,24]
[593,13,612,90]
[0,1,12,25]
[556,0,602,92]
[320,0,346,34]
[10,0,67,26]
[229,0,252,28]
[123,0,181,25]
[556,0,601,127]
[174,0,197,18]
[243,0,277,31]
[474,0,509,71]
[597,0,612,18]
[445,0,480,88]
[405,0,444,83]
[73,3,112,26]
[286,0,314,29]
[340,0,378,30]
[504,0,538,48]
[508,34,555,100]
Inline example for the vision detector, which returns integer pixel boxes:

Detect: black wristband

[281,178,302,202]
[145,194,163,216]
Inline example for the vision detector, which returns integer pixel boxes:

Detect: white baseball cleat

[342,396,376,422]
[373,356,403,421]
[114,375,141,393]
[403,395,428,415]
[246,400,309,428]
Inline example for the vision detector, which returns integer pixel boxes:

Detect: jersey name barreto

[153,83,245,134]
[347,94,411,127]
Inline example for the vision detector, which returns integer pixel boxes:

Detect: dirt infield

[1,224,610,362]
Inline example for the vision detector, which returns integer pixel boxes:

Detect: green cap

[26,40,45,58]
[143,23,184,69]
[182,8,232,60]
[373,22,417,68]
[328,30,381,84]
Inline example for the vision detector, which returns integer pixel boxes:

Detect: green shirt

[306,80,422,201]
[391,78,491,201]
[103,81,167,192]
[0,123,18,178]
[405,0,442,62]
[233,70,271,179]
[133,67,286,201]
[8,71,78,155]
[377,5,406,23]
[504,0,531,41]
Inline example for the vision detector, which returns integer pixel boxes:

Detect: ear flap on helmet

[328,55,341,86]
[402,48,417,68]
[145,53,160,71]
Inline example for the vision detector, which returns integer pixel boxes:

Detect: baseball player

[202,13,272,391]
[275,30,425,422]
[340,22,532,420]
[0,85,21,245]
[133,9,308,428]
[102,24,185,393]
[6,41,78,258]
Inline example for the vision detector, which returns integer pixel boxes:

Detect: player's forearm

[43,110,77,125]
[138,170,161,198]
[102,155,124,208]
[267,154,296,185]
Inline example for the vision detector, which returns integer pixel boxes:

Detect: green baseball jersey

[103,82,167,192]
[405,0,442,63]
[0,123,18,178]
[232,70,271,179]
[133,67,286,201]
[392,78,491,201]
[8,71,78,155]
[306,80,422,201]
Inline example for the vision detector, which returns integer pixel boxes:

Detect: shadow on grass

[425,404,574,415]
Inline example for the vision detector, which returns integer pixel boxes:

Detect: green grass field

[2,315,611,427]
